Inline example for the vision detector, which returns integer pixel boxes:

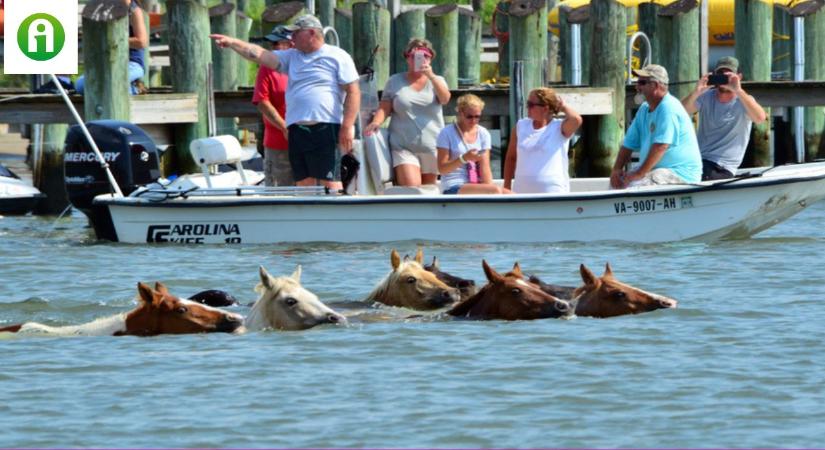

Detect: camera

[708,74,730,86]
[414,51,425,71]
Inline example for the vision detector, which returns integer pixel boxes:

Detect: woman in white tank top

[503,87,583,194]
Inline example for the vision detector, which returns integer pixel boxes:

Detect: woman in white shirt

[503,87,583,193]
[436,94,511,195]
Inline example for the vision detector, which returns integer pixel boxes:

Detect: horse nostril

[327,314,339,323]
[660,298,678,308]
[442,290,454,299]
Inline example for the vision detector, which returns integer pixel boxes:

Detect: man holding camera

[681,56,768,180]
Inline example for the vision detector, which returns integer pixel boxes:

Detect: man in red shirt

[252,26,293,186]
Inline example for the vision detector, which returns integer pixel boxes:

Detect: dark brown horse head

[447,260,574,321]
[527,274,577,300]
[573,263,678,318]
[122,282,244,336]
[365,249,461,310]
[423,253,477,302]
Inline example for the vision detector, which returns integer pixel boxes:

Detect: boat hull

[94,163,825,244]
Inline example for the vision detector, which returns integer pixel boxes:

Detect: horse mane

[446,283,490,317]
[363,259,419,302]
[246,275,301,329]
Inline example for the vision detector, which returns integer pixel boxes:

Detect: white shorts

[391,148,438,175]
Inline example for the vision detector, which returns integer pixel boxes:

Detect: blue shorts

[442,185,461,195]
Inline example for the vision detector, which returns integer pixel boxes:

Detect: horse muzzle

[321,312,348,326]
[216,313,245,333]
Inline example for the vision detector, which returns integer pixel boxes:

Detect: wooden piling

[210,3,238,136]
[494,1,510,78]
[637,2,661,66]
[32,124,70,215]
[335,8,354,55]
[657,0,699,101]
[508,0,547,121]
[578,0,625,177]
[735,0,773,167]
[167,0,212,174]
[559,4,591,85]
[262,2,305,37]
[802,2,825,159]
[318,0,335,28]
[82,0,131,121]
[393,8,426,74]
[353,1,391,86]
[458,8,482,86]
[236,10,252,86]
[426,3,459,89]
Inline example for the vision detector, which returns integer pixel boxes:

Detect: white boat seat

[189,135,257,188]
[383,185,441,196]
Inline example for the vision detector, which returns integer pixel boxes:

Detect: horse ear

[154,282,169,295]
[431,256,440,270]
[415,247,424,265]
[511,262,523,278]
[580,264,599,287]
[482,260,503,283]
[259,266,275,290]
[603,262,614,279]
[291,265,302,282]
[391,249,401,269]
[137,282,154,304]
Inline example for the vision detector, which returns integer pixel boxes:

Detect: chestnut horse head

[121,282,245,336]
[245,265,347,331]
[423,253,477,302]
[365,249,460,310]
[573,263,678,318]
[447,260,574,321]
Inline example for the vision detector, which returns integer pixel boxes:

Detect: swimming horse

[423,253,477,302]
[244,265,347,331]
[567,263,678,318]
[0,282,244,336]
[364,249,460,310]
[447,260,574,321]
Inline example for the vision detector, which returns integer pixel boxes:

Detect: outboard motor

[64,120,161,241]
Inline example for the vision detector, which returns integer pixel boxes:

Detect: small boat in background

[0,163,45,216]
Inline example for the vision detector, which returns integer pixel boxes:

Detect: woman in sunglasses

[364,38,450,187]
[503,87,582,193]
[436,94,511,195]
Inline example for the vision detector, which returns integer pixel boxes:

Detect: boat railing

[133,185,332,200]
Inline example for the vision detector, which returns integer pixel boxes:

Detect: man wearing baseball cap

[681,56,767,180]
[253,25,294,187]
[211,14,360,191]
[610,64,702,189]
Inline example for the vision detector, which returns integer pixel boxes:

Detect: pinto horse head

[573,263,678,318]
[447,260,574,321]
[246,265,347,331]
[365,249,460,310]
[121,282,244,336]
[423,253,477,301]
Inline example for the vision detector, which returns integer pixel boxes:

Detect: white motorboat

[63,120,825,245]
[0,163,44,216]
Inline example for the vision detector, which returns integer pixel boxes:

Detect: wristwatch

[459,153,466,164]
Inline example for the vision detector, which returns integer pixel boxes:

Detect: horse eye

[406,276,416,283]
[285,297,298,306]
[615,291,627,299]
[176,306,188,314]
[511,288,521,295]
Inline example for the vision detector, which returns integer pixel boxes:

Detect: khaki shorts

[391,148,438,175]
[628,168,687,187]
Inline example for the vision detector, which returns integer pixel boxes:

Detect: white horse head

[245,265,347,331]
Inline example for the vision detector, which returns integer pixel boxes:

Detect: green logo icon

[17,13,65,61]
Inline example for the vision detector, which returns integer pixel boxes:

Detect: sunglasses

[463,114,482,119]
[636,79,652,86]
[527,101,546,108]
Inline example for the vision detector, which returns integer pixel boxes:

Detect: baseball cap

[632,64,669,85]
[264,25,292,42]
[283,14,323,31]
[715,56,739,73]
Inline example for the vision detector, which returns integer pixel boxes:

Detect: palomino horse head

[245,265,347,331]
[423,253,477,302]
[573,263,678,318]
[447,260,574,321]
[121,282,244,336]
[365,249,461,310]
